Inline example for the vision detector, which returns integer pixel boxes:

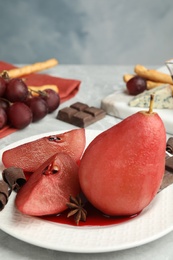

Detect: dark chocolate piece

[165,153,170,160]
[57,102,106,127]
[84,106,104,116]
[70,102,88,111]
[58,107,78,122]
[0,194,7,211]
[71,111,94,127]
[159,169,173,192]
[2,167,26,192]
[166,137,173,154]
[158,152,173,192]
[165,156,173,172]
[0,180,9,211]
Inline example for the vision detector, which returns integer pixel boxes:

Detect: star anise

[66,195,87,225]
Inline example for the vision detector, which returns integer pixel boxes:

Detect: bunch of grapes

[0,71,60,130]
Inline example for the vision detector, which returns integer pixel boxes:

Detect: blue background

[0,0,172,65]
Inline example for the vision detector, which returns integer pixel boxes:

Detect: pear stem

[148,94,154,114]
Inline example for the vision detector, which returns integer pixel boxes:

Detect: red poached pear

[2,129,85,172]
[15,153,80,216]
[79,96,166,216]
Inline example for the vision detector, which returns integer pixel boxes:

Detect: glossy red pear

[79,96,166,216]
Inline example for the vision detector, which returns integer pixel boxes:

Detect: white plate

[101,66,173,135]
[0,129,173,253]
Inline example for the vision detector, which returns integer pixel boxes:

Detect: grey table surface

[0,65,172,260]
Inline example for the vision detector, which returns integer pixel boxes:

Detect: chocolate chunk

[84,106,104,116]
[58,107,78,122]
[166,137,173,154]
[165,153,170,160]
[165,156,173,172]
[57,102,106,127]
[0,194,7,211]
[70,102,88,111]
[2,167,26,192]
[0,180,9,198]
[71,111,94,127]
[0,180,9,211]
[159,170,173,192]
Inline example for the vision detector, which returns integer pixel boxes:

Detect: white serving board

[101,66,173,135]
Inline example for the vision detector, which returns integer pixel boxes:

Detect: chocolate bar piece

[2,166,26,193]
[158,153,173,192]
[0,180,9,211]
[165,137,173,172]
[165,156,173,172]
[159,169,173,192]
[57,102,106,127]
[166,137,173,154]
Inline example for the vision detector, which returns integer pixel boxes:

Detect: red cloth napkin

[0,61,81,102]
[0,61,81,138]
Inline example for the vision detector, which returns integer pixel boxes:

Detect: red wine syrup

[41,201,139,227]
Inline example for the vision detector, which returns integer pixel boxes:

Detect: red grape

[7,102,33,129]
[26,96,48,122]
[126,76,147,95]
[0,99,10,112]
[0,77,7,97]
[5,78,29,102]
[41,89,60,113]
[0,107,7,129]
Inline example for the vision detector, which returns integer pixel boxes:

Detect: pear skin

[79,109,166,216]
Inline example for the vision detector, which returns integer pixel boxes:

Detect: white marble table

[0,65,172,260]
